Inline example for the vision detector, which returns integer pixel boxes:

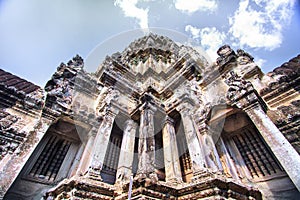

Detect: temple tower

[1,34,300,199]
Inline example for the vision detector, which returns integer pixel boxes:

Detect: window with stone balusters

[215,111,285,181]
[5,120,86,200]
[23,120,83,184]
[28,134,72,182]
[231,125,283,179]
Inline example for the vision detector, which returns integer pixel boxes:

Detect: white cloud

[174,0,217,14]
[185,25,200,39]
[255,58,266,67]
[229,0,295,50]
[114,0,149,30]
[185,25,226,60]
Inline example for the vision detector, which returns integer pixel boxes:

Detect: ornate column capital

[124,118,138,129]
[164,116,174,126]
[195,102,212,124]
[176,101,194,116]
[106,106,119,116]
[139,102,157,114]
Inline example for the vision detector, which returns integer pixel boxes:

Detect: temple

[0,34,300,199]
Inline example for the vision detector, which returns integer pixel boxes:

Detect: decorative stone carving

[124,33,180,60]
[189,78,203,106]
[45,55,84,113]
[0,111,27,160]
[236,49,254,65]
[24,88,45,109]
[97,86,120,115]
[47,78,73,107]
[196,102,212,123]
[216,45,237,69]
[225,71,258,108]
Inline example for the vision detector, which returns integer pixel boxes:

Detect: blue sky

[0,0,299,86]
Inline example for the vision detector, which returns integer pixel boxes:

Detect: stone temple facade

[0,34,300,199]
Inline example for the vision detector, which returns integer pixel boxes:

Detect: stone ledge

[45,175,261,200]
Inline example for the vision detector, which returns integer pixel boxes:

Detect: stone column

[75,128,97,175]
[116,119,137,183]
[177,102,206,177]
[88,107,119,180]
[162,116,182,183]
[244,103,300,191]
[198,122,222,172]
[136,102,157,181]
[216,137,240,180]
[225,139,252,180]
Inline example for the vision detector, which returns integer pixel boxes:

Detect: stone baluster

[198,122,222,172]
[136,102,158,181]
[162,116,182,183]
[116,119,137,183]
[244,103,300,191]
[177,102,206,178]
[88,107,119,180]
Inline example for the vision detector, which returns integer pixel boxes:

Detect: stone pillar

[136,102,157,181]
[216,137,240,180]
[116,119,137,183]
[244,103,300,191]
[198,122,222,172]
[225,139,252,180]
[75,128,97,175]
[177,102,206,177]
[162,116,182,183]
[88,107,119,180]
